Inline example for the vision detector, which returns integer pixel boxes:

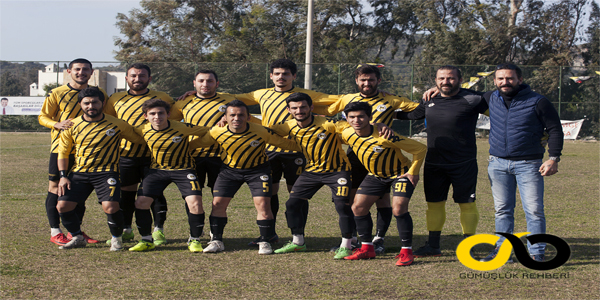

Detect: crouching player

[56,87,146,251]
[341,102,426,266]
[129,99,209,253]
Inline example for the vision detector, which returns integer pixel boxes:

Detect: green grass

[1,132,599,299]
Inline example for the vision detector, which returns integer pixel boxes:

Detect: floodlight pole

[304,0,314,89]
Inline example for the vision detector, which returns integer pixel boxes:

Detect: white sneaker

[59,234,87,250]
[110,236,123,251]
[258,242,273,255]
[203,240,225,253]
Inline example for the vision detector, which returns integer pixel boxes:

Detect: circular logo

[294,158,304,165]
[317,133,327,140]
[187,174,197,180]
[218,105,227,112]
[106,129,116,137]
[376,104,387,112]
[337,178,348,185]
[172,136,183,143]
[373,146,383,153]
[107,178,117,185]
[250,140,260,147]
[260,175,269,181]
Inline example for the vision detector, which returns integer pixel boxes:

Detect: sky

[0,0,141,63]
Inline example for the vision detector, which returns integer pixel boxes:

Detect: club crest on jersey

[373,146,383,153]
[337,178,348,185]
[107,178,117,185]
[428,103,435,107]
[106,129,116,137]
[295,158,304,165]
[376,104,387,112]
[250,140,261,147]
[187,174,197,180]
[260,175,269,181]
[318,133,327,140]
[218,105,227,112]
[172,136,183,143]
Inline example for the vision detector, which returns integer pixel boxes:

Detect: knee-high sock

[334,199,354,238]
[459,202,479,236]
[59,210,81,235]
[152,194,168,228]
[188,212,205,238]
[257,219,276,241]
[270,194,279,221]
[426,201,446,232]
[285,197,306,235]
[106,211,124,237]
[375,207,393,238]
[354,213,373,243]
[45,192,60,228]
[135,208,153,238]
[120,190,137,228]
[209,215,227,241]
[395,212,413,247]
[75,202,86,225]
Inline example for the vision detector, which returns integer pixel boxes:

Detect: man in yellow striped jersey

[104,63,175,245]
[314,64,420,254]
[340,102,426,266]
[56,87,145,251]
[39,58,108,246]
[129,99,209,253]
[191,100,301,255]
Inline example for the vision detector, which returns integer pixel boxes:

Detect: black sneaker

[413,242,442,258]
[373,237,385,255]
[480,247,513,263]
[247,234,279,247]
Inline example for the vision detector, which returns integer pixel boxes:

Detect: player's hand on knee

[400,173,419,187]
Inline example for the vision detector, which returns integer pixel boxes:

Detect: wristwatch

[549,156,560,162]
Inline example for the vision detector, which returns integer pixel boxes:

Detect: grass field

[1,132,599,299]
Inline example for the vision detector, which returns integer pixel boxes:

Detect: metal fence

[1,61,598,137]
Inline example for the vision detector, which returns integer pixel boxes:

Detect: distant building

[30,63,127,96]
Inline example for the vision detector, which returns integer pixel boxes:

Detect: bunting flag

[461,71,495,88]
[357,63,385,69]
[569,76,594,84]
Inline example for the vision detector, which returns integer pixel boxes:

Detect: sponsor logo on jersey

[250,140,260,147]
[337,178,348,185]
[317,133,327,140]
[187,174,197,180]
[373,146,383,153]
[107,178,117,185]
[294,158,304,165]
[106,129,116,137]
[260,175,269,181]
[173,136,183,143]
[428,103,435,107]
[218,105,227,112]
[376,104,387,112]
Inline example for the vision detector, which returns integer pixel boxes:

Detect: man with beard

[481,63,563,262]
[105,63,175,246]
[315,64,419,254]
[39,58,107,246]
[395,65,488,258]
[56,87,145,251]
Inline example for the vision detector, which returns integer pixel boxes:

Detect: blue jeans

[487,156,546,255]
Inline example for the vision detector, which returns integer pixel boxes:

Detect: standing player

[191,100,301,255]
[315,64,419,253]
[56,87,145,251]
[129,99,209,253]
[395,66,488,257]
[39,58,107,245]
[340,102,426,266]
[104,63,175,245]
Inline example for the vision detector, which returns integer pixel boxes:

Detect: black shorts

[194,156,222,189]
[119,156,152,186]
[48,153,75,181]
[58,171,120,204]
[212,164,272,198]
[424,160,477,203]
[142,169,202,199]
[289,170,352,202]
[356,175,415,198]
[267,151,305,186]
[347,149,368,189]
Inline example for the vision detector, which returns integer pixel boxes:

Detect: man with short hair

[191,100,301,255]
[105,63,175,245]
[56,87,144,251]
[482,63,563,262]
[39,58,107,245]
[1,98,14,115]
[396,65,488,257]
[340,102,426,265]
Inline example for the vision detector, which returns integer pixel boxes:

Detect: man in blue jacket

[482,63,563,262]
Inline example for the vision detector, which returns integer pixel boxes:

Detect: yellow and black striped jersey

[38,84,109,153]
[192,122,301,169]
[341,125,426,177]
[314,92,419,127]
[235,87,340,153]
[134,121,209,170]
[170,92,260,158]
[104,89,175,158]
[271,116,351,173]
[57,114,144,173]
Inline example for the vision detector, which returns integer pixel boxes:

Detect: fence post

[337,63,341,95]
[409,64,414,137]
[265,63,269,88]
[558,66,562,117]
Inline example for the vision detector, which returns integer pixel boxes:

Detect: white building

[30,64,127,96]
